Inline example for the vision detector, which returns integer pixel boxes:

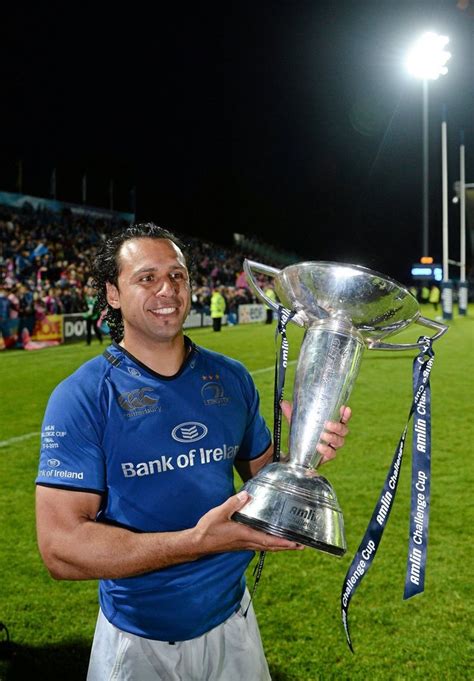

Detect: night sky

[1,1,473,282]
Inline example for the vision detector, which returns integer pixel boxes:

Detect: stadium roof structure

[0,190,135,224]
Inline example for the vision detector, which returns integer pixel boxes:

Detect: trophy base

[232,463,346,556]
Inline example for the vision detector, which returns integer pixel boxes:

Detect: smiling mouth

[148,305,180,317]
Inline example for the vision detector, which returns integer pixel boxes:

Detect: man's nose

[154,277,178,296]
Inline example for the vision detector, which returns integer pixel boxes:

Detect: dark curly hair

[91,222,191,342]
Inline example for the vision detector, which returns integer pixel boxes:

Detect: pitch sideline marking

[0,432,41,448]
[0,361,298,448]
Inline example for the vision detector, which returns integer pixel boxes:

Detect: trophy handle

[367,315,448,351]
[243,259,281,314]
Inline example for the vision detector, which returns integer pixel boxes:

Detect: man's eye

[170,272,185,281]
[140,275,154,282]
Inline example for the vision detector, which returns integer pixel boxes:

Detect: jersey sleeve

[36,373,106,493]
[235,370,272,461]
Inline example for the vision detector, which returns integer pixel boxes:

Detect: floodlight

[406,32,451,81]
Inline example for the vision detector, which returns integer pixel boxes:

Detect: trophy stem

[289,322,364,470]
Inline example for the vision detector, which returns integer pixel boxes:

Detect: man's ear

[106,282,121,309]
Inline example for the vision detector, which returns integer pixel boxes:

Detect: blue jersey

[36,339,271,641]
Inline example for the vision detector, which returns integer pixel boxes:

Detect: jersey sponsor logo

[47,458,61,468]
[171,422,208,443]
[121,443,240,477]
[39,458,84,480]
[118,388,160,417]
[39,467,84,480]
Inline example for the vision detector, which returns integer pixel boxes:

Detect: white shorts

[86,589,271,681]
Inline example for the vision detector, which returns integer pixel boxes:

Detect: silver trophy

[233,260,448,556]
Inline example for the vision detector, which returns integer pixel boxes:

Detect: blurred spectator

[191,285,210,312]
[0,284,13,348]
[82,286,103,345]
[225,287,238,326]
[17,284,35,337]
[0,284,11,325]
[235,270,248,289]
[59,282,84,313]
[429,284,440,311]
[210,286,226,332]
[420,284,430,304]
[7,285,20,319]
[44,287,64,315]
[263,283,277,324]
[33,291,47,323]
[233,287,252,307]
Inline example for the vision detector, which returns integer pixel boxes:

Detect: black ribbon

[245,305,295,615]
[273,306,296,461]
[404,338,434,599]
[340,337,435,651]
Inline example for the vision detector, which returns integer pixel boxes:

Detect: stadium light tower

[406,32,451,258]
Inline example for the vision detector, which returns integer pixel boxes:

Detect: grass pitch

[0,311,473,680]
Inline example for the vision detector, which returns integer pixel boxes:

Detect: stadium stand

[0,197,296,349]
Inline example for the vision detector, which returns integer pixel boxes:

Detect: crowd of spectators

[0,202,292,342]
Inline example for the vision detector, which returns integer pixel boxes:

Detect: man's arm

[36,485,303,581]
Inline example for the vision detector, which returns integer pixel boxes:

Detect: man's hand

[193,491,305,554]
[281,400,351,464]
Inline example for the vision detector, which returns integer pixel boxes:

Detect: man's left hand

[281,401,351,465]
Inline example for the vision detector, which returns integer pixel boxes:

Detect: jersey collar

[104,336,199,381]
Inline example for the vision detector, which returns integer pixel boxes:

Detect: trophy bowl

[232,260,448,556]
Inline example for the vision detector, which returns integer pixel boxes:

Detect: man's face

[106,237,191,345]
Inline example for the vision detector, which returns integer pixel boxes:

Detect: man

[420,283,430,305]
[35,224,351,681]
[210,285,226,331]
[82,285,103,345]
[263,283,277,324]
[429,284,440,311]
[0,285,11,337]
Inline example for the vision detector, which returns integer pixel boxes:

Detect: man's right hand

[192,491,305,555]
